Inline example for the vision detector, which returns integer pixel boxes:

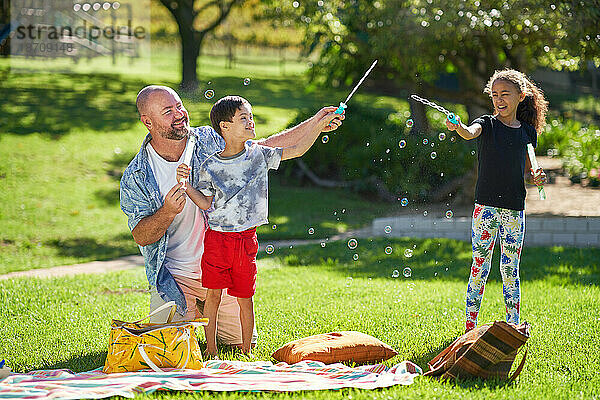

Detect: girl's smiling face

[491,79,525,120]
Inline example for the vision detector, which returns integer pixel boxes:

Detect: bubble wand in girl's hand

[410,94,460,124]
[527,143,547,200]
[334,60,378,115]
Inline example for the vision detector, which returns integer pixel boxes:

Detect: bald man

[120,85,343,348]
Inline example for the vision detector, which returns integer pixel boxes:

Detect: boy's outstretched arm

[176,164,213,210]
[260,106,344,149]
[280,106,343,160]
[446,116,482,140]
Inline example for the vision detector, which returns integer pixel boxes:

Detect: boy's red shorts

[201,227,258,298]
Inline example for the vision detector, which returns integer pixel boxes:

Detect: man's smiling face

[148,89,190,140]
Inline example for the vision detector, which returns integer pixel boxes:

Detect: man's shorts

[201,227,258,298]
[149,275,258,345]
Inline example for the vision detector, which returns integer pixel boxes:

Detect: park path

[0,228,373,280]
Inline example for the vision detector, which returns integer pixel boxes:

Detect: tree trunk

[408,97,429,134]
[180,29,201,91]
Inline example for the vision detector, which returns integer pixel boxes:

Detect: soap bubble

[308,227,314,235]
[353,253,359,261]
[401,197,409,206]
[204,90,214,99]
[406,119,414,128]
[446,210,454,219]
[438,132,446,141]
[243,78,251,86]
[265,245,274,254]
[385,246,393,255]
[347,238,358,249]
[471,150,476,155]
[423,138,429,145]
[423,211,428,216]
[384,225,392,234]
[322,135,329,143]
[403,267,412,278]
[320,242,326,248]
[404,249,413,258]
[398,140,407,148]
[392,269,400,278]
[272,224,277,229]
[430,152,437,159]
[451,136,456,142]
[345,277,353,287]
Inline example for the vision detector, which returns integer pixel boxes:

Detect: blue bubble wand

[334,60,378,115]
[410,94,459,124]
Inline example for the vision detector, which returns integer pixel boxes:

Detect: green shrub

[538,117,600,186]
[277,103,476,201]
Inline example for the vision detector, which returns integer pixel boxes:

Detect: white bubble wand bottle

[179,135,196,190]
[527,143,547,200]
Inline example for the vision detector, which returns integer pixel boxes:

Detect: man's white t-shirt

[146,138,205,279]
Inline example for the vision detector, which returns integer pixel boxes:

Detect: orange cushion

[272,331,398,365]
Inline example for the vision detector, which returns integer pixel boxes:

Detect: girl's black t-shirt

[472,115,537,211]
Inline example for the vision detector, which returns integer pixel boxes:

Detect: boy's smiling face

[221,103,256,143]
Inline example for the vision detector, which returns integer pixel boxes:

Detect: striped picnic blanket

[0,360,421,399]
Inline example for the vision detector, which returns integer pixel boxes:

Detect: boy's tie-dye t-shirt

[196,141,283,232]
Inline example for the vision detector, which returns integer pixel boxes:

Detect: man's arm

[260,106,344,148]
[280,106,341,160]
[131,182,187,246]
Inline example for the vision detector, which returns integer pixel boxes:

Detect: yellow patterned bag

[103,302,209,373]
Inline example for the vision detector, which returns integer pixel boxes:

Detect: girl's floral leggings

[466,203,525,331]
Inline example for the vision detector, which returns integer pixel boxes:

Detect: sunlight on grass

[0,238,598,399]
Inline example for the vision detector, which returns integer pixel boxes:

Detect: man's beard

[159,119,189,140]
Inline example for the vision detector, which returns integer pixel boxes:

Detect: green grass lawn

[1,238,598,399]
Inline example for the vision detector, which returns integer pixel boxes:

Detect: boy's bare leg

[203,288,222,356]
[237,296,254,354]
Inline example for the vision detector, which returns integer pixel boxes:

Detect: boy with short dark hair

[177,95,342,356]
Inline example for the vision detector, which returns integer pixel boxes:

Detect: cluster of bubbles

[204,90,215,99]
[347,238,358,250]
[265,244,274,254]
[322,135,329,144]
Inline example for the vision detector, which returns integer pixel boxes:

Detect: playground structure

[3,0,146,66]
